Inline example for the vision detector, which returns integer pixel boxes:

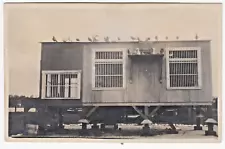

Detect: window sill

[167,87,202,90]
[43,98,81,99]
[92,87,125,91]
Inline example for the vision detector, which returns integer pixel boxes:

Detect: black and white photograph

[3,1,222,143]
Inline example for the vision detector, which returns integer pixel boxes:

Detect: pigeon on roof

[130,36,136,40]
[88,37,92,42]
[92,35,99,42]
[104,36,110,42]
[137,37,142,42]
[67,37,72,42]
[76,38,80,41]
[195,34,199,40]
[145,37,150,41]
[52,36,57,42]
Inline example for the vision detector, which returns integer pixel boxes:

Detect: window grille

[93,50,125,89]
[166,47,202,89]
[42,71,81,99]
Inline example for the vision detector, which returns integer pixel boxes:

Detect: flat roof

[40,40,211,44]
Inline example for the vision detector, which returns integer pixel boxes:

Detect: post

[205,105,217,136]
[82,123,87,130]
[188,107,193,124]
[194,106,202,130]
[144,106,149,116]
[58,108,63,129]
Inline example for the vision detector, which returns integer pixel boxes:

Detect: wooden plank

[86,106,99,118]
[132,106,148,119]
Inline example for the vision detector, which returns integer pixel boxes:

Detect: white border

[2,0,223,2]
[0,1,224,149]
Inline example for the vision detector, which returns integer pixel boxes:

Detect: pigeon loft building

[38,40,212,125]
[40,40,212,105]
[9,40,214,135]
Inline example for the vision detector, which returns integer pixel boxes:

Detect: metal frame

[166,47,202,90]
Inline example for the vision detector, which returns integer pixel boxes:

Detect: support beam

[194,106,203,130]
[148,106,160,117]
[85,106,99,118]
[132,106,148,119]
[167,122,178,134]
[58,108,64,129]
[188,107,193,124]
[144,106,149,116]
[168,122,176,130]
[192,107,207,117]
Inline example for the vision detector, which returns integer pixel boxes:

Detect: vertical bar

[110,63,111,87]
[58,74,60,97]
[71,73,76,98]
[50,74,53,97]
[103,62,105,87]
[116,63,119,87]
[46,74,50,97]
[65,76,69,98]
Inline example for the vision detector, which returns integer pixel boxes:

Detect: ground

[10,124,219,143]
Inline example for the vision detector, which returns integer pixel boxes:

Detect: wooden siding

[40,43,84,98]
[41,43,83,71]
[40,41,212,105]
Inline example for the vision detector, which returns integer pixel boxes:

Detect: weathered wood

[85,106,99,118]
[132,106,148,119]
[148,106,160,117]
[41,41,212,105]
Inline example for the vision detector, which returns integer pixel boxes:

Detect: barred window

[166,47,202,89]
[42,71,81,99]
[93,50,125,89]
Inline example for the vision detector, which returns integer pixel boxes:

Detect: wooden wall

[40,41,212,105]
[82,41,212,105]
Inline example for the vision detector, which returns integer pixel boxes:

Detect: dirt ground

[10,124,219,143]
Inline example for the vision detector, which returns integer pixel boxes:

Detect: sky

[4,3,222,97]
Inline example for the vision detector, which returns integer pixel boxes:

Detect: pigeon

[67,37,72,42]
[145,37,150,41]
[176,36,179,40]
[160,48,164,54]
[92,35,99,42]
[136,48,141,55]
[165,36,168,40]
[169,51,173,57]
[117,37,120,41]
[137,37,141,42]
[88,37,92,42]
[130,36,136,40]
[76,38,80,41]
[195,34,199,40]
[127,49,131,55]
[52,36,57,42]
[104,36,110,42]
